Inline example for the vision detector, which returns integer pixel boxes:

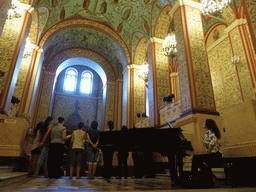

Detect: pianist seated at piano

[191,119,222,187]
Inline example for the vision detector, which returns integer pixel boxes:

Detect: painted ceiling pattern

[43,27,127,69]
[35,0,169,47]
[26,0,240,70]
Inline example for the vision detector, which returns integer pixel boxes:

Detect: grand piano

[98,126,193,181]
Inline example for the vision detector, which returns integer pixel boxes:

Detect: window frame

[63,67,78,92]
[80,70,93,94]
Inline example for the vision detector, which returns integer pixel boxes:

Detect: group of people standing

[29,116,101,179]
[28,116,222,187]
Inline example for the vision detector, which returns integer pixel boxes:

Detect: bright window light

[64,68,77,92]
[80,71,93,94]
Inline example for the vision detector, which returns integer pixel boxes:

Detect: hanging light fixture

[163,32,177,58]
[138,61,149,82]
[7,0,23,19]
[201,0,232,17]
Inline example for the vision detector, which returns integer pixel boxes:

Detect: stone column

[17,47,44,116]
[104,82,115,128]
[0,0,11,36]
[34,69,55,124]
[122,65,130,127]
[146,38,171,126]
[0,5,33,114]
[170,0,218,116]
[243,0,256,54]
[113,79,123,130]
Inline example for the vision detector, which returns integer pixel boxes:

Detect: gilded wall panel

[155,43,170,110]
[185,6,215,110]
[132,33,146,64]
[133,37,147,65]
[229,27,254,100]
[245,0,256,38]
[208,38,243,114]
[173,8,192,112]
[154,5,172,39]
[105,83,115,127]
[0,16,25,93]
[0,0,11,37]
[36,73,55,123]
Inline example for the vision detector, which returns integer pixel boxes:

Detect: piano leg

[167,154,178,183]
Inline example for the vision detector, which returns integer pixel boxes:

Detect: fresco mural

[43,27,126,72]
[131,32,146,63]
[133,36,147,65]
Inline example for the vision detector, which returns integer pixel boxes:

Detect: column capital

[169,0,201,17]
[123,64,141,74]
[145,37,164,48]
[225,19,247,33]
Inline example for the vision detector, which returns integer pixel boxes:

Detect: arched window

[64,68,77,92]
[80,71,93,94]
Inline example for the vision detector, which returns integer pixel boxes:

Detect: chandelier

[201,0,232,17]
[138,61,149,82]
[7,0,23,19]
[163,32,177,58]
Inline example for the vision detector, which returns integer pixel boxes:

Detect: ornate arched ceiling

[46,48,116,82]
[41,25,128,70]
[28,0,243,70]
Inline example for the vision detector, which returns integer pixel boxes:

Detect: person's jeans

[34,146,49,175]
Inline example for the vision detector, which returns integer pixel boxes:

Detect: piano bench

[210,157,256,187]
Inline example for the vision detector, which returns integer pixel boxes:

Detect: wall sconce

[23,38,36,58]
[138,61,149,82]
[163,94,175,103]
[7,0,23,19]
[231,55,241,65]
[0,70,5,77]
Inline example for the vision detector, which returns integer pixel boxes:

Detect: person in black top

[116,126,129,179]
[102,120,114,182]
[86,121,100,179]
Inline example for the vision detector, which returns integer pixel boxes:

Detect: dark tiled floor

[1,176,256,192]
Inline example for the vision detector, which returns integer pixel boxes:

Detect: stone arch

[133,36,147,65]
[154,5,172,39]
[46,48,116,83]
[205,22,227,48]
[38,18,131,66]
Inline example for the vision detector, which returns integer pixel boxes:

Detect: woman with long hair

[33,117,53,178]
[28,122,43,176]
[191,119,222,187]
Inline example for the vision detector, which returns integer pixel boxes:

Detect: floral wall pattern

[173,8,192,112]
[104,83,116,127]
[245,0,256,38]
[133,37,147,65]
[154,5,172,39]
[39,19,129,67]
[185,6,215,110]
[0,0,11,37]
[229,27,254,100]
[37,7,49,43]
[0,15,26,94]
[208,38,243,114]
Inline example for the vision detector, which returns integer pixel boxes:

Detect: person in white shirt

[69,122,86,179]
[191,119,222,187]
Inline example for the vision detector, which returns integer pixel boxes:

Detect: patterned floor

[1,176,256,192]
